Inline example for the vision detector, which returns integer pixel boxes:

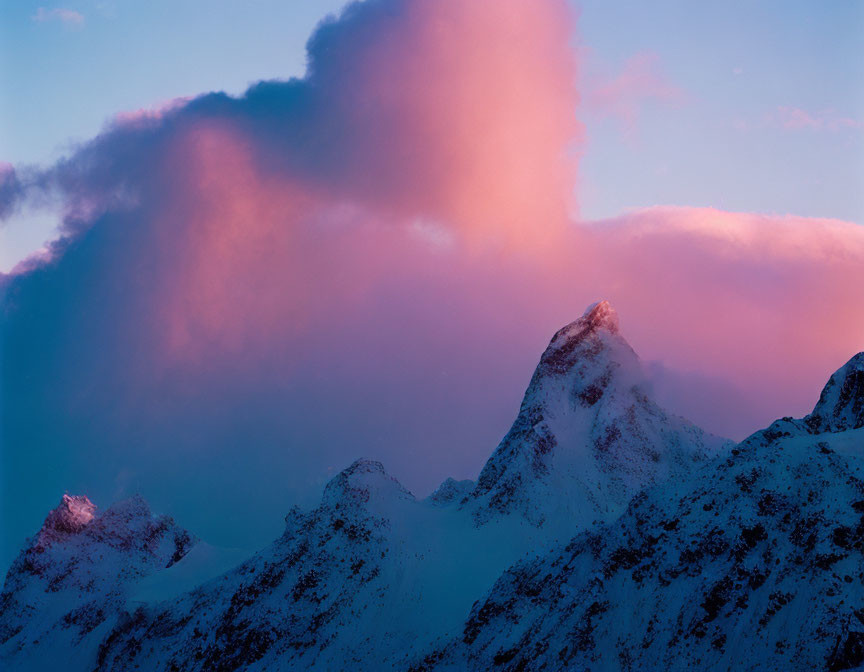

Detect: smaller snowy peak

[103,492,152,518]
[1,493,197,672]
[321,459,415,511]
[37,494,96,546]
[806,352,864,433]
[425,478,475,507]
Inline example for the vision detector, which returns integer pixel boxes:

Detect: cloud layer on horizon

[2,0,862,568]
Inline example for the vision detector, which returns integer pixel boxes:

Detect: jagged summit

[321,458,414,511]
[539,299,625,380]
[806,351,864,433]
[580,299,619,332]
[1,493,196,672]
[465,301,729,528]
[344,458,388,475]
[38,494,96,544]
[426,477,474,507]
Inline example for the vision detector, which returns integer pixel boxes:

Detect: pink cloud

[583,207,864,424]
[6,0,862,437]
[3,0,863,560]
[586,51,686,129]
[111,98,193,128]
[31,7,84,27]
[773,106,863,132]
[301,0,582,243]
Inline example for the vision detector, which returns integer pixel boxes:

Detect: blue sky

[1,0,862,270]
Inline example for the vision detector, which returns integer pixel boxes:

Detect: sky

[2,0,862,268]
[1,0,862,570]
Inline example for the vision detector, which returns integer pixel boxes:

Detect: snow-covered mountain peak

[37,494,96,547]
[426,478,475,507]
[528,300,646,418]
[466,302,729,529]
[806,351,864,433]
[321,458,415,512]
[540,299,626,379]
[1,494,197,672]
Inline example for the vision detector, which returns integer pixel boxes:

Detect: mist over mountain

[2,303,861,672]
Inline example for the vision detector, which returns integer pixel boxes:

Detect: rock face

[420,353,864,672]
[0,494,196,672]
[465,301,729,530]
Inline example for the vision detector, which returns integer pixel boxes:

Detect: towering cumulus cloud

[1,0,862,569]
[0,0,581,565]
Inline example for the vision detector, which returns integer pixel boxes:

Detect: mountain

[93,459,536,672]
[0,495,195,672]
[0,301,743,672]
[94,459,431,671]
[419,352,864,672]
[463,300,729,531]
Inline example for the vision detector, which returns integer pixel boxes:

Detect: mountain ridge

[418,351,864,672]
[2,304,860,672]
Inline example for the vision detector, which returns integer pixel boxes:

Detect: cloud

[31,7,85,27]
[7,0,581,262]
[772,106,863,132]
[2,0,863,576]
[0,164,23,219]
[584,207,864,421]
[585,51,686,129]
[0,0,581,565]
[111,97,193,127]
